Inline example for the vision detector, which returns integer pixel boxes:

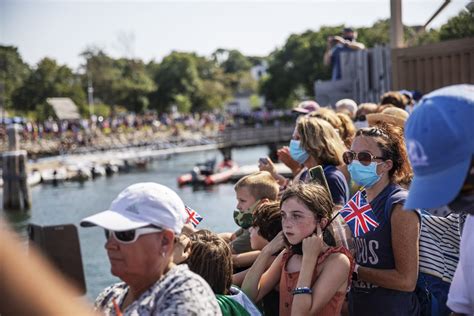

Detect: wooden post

[3,124,31,211]
[390,0,404,49]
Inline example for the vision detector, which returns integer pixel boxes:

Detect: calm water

[1,145,269,302]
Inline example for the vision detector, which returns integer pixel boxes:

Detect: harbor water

[0,145,270,302]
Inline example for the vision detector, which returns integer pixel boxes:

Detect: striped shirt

[419,211,462,283]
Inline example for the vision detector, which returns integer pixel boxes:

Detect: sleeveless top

[279,246,354,316]
[349,183,420,316]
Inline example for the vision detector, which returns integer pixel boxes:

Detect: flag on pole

[339,190,379,237]
[185,205,203,228]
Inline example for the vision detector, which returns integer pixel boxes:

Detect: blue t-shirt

[349,183,420,316]
[330,44,353,80]
[299,165,349,205]
[323,165,349,206]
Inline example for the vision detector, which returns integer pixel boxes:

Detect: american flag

[339,190,379,237]
[185,205,203,228]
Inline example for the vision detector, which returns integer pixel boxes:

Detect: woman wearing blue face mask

[343,123,420,316]
[260,116,349,205]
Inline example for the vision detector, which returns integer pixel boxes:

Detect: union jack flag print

[185,205,203,228]
[339,190,379,237]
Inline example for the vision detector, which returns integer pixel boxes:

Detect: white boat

[41,167,68,184]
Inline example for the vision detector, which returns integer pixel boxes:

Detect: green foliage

[261,26,340,108]
[12,58,86,120]
[213,49,252,74]
[0,46,31,109]
[80,48,155,113]
[88,103,111,117]
[439,10,474,41]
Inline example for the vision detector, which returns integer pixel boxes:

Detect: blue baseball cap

[404,84,474,209]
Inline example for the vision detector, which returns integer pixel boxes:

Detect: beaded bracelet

[292,287,313,295]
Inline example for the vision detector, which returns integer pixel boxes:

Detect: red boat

[177,159,239,186]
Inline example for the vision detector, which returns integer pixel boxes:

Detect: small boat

[177,159,239,186]
[41,167,68,185]
[27,170,42,187]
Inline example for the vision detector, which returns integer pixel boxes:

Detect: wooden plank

[460,52,469,83]
[442,55,451,87]
[452,53,460,84]
[470,51,474,83]
[433,56,442,90]
[416,57,424,92]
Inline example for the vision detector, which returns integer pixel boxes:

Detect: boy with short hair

[228,171,279,256]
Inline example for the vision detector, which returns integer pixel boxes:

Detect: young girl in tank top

[242,183,354,316]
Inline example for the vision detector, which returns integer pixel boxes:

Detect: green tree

[0,46,30,110]
[213,48,252,74]
[12,58,86,119]
[148,51,202,112]
[439,10,474,41]
[80,49,155,113]
[261,26,340,108]
[148,51,231,113]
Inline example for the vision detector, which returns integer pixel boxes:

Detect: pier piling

[2,124,31,211]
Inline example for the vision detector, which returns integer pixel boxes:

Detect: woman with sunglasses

[343,123,420,315]
[80,182,221,315]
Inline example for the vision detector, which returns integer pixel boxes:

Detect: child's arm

[291,227,350,316]
[232,250,261,269]
[242,232,286,302]
[233,254,277,287]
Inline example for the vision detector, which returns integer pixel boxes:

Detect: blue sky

[1,0,469,70]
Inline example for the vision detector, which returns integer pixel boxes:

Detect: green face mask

[233,200,260,229]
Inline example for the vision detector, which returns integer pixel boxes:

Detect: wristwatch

[352,264,360,281]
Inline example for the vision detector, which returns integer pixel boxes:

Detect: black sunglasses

[343,150,386,166]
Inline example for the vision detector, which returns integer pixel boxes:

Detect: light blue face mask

[289,139,310,164]
[348,160,382,188]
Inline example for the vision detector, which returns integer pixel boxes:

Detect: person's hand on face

[277,146,301,173]
[302,224,324,264]
[262,231,286,256]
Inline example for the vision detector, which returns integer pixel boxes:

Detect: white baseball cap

[80,182,187,234]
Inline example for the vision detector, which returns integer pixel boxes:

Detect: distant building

[225,92,265,114]
[46,98,81,121]
[250,60,268,81]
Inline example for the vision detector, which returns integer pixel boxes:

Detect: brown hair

[336,112,356,148]
[187,230,232,295]
[234,171,279,201]
[252,201,282,241]
[355,122,413,186]
[380,91,405,109]
[280,183,336,245]
[356,103,379,120]
[308,107,342,131]
[297,117,346,166]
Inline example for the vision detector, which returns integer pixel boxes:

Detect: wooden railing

[217,124,294,148]
[391,37,474,93]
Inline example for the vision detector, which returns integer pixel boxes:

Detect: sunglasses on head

[104,226,162,244]
[343,150,386,166]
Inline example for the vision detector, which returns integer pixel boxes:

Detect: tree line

[1,11,472,120]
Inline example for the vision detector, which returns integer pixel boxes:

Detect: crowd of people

[1,84,473,316]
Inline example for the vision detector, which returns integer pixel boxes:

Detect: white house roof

[46,98,81,120]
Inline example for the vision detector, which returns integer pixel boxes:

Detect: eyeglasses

[104,226,162,244]
[343,150,385,166]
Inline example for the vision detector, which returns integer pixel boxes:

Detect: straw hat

[367,107,409,128]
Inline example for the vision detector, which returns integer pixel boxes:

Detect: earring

[161,251,166,258]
